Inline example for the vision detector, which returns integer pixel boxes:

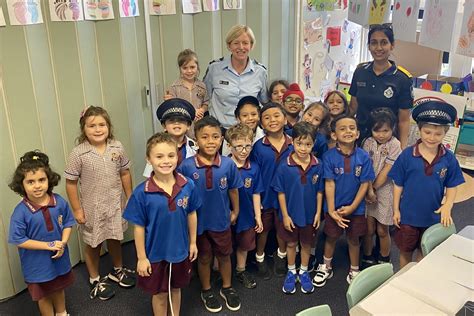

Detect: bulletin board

[299,3,362,102]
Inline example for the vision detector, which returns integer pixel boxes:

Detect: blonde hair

[146,132,178,157]
[225,123,254,144]
[225,25,255,47]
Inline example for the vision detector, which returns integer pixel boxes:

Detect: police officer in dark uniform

[349,24,414,149]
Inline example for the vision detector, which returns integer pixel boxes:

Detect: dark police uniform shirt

[349,60,414,138]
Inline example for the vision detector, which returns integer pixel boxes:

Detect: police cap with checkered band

[412,100,457,126]
[156,98,196,124]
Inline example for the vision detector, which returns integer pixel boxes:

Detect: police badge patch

[244,178,252,188]
[355,166,362,177]
[384,86,394,98]
[219,176,228,189]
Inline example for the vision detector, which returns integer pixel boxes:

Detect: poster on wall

[368,0,391,25]
[419,0,458,52]
[119,0,139,18]
[456,0,474,58]
[347,0,369,26]
[0,7,6,26]
[203,0,219,11]
[182,0,202,14]
[7,0,44,25]
[83,0,114,20]
[392,0,420,43]
[307,0,335,11]
[50,0,84,22]
[150,0,176,15]
[223,0,242,10]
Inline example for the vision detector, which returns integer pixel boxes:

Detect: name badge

[219,80,229,85]
[356,82,366,87]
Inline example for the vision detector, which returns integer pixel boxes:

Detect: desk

[458,225,474,240]
[350,234,474,316]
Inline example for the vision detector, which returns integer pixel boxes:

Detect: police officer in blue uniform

[204,25,268,129]
[349,24,414,148]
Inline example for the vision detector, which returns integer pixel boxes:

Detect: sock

[89,276,100,285]
[256,252,265,263]
[288,264,296,274]
[55,312,68,316]
[277,248,287,259]
[323,256,332,269]
[350,265,360,272]
[299,265,308,274]
[236,266,245,273]
[310,247,316,256]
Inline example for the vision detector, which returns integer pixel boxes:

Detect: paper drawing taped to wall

[392,0,420,43]
[223,0,241,10]
[368,0,390,25]
[50,0,84,21]
[119,0,139,17]
[203,0,219,11]
[0,7,6,26]
[419,0,458,52]
[304,18,323,49]
[83,0,114,20]
[456,0,474,57]
[182,0,202,14]
[347,0,369,26]
[307,0,335,11]
[303,54,314,90]
[150,0,176,15]
[7,0,43,25]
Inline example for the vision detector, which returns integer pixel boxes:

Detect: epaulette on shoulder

[253,59,267,70]
[397,65,412,78]
[357,62,369,68]
[208,57,224,65]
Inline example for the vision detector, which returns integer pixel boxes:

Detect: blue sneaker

[282,271,297,294]
[299,271,314,294]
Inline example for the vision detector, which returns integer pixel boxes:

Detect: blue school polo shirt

[178,154,243,235]
[322,146,375,215]
[388,141,465,227]
[235,160,265,233]
[271,153,324,227]
[123,172,201,263]
[250,134,293,210]
[8,194,76,283]
[313,132,328,158]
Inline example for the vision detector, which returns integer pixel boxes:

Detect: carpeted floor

[1,197,473,316]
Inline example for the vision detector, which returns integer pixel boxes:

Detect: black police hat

[156,98,196,124]
[235,96,260,117]
[412,100,457,126]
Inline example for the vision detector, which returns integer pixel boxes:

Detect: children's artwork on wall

[150,0,176,15]
[83,0,114,20]
[368,0,391,25]
[344,28,359,56]
[326,26,341,46]
[392,0,420,43]
[0,7,6,26]
[304,18,323,49]
[322,54,334,72]
[50,0,84,21]
[182,0,202,14]
[419,0,458,52]
[7,0,43,25]
[307,0,335,11]
[223,0,241,10]
[347,0,369,26]
[336,0,349,9]
[119,0,139,18]
[203,0,219,11]
[456,0,474,58]
[303,53,314,90]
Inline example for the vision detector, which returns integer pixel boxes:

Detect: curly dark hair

[8,150,60,197]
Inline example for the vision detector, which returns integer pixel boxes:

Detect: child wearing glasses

[225,123,264,289]
[282,83,305,136]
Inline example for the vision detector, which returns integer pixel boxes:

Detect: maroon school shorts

[261,208,278,233]
[394,224,427,253]
[138,258,192,294]
[27,271,75,301]
[324,213,367,239]
[277,220,317,246]
[197,229,233,257]
[235,228,256,251]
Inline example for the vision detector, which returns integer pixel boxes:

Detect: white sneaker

[346,270,360,284]
[312,264,333,287]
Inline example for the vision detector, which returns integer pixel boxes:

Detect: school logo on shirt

[334,167,344,175]
[384,87,394,98]
[381,146,389,156]
[312,174,319,184]
[58,215,63,228]
[193,172,199,180]
[244,177,252,188]
[439,168,447,179]
[355,166,362,177]
[111,152,121,162]
[219,176,228,189]
[177,196,189,209]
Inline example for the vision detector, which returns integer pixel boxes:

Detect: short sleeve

[313,133,328,158]
[322,153,336,180]
[123,192,147,227]
[270,165,284,193]
[317,164,325,192]
[257,71,269,104]
[385,139,402,165]
[348,67,360,96]
[252,166,265,194]
[398,75,414,110]
[59,196,77,228]
[201,84,210,104]
[203,64,214,96]
[388,153,405,187]
[8,207,28,245]
[362,137,372,153]
[64,148,82,180]
[228,162,243,190]
[359,153,376,182]
[445,155,465,188]
[118,143,131,171]
[187,181,202,213]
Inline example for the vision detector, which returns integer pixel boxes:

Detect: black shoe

[220,287,241,311]
[361,254,376,270]
[201,290,222,313]
[89,278,115,300]
[377,253,391,264]
[273,252,287,277]
[256,260,272,280]
[236,270,257,289]
[308,255,317,272]
[107,267,136,288]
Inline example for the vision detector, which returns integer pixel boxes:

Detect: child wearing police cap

[389,100,465,268]
[143,98,198,177]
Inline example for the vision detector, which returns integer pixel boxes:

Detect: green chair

[421,223,457,256]
[296,304,332,316]
[346,263,394,309]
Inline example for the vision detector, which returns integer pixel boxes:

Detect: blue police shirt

[123,172,201,263]
[235,160,265,233]
[250,134,293,210]
[178,154,243,235]
[388,141,465,227]
[349,61,414,137]
[8,194,76,283]
[271,154,324,226]
[322,147,375,215]
[203,56,268,128]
